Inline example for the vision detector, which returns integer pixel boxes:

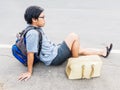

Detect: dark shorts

[51,41,72,66]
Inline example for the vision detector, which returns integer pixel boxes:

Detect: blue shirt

[26,28,58,65]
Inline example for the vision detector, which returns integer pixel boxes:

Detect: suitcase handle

[90,64,94,78]
[82,65,85,78]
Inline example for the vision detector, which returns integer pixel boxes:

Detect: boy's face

[32,12,45,27]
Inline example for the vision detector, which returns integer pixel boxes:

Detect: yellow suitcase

[66,55,103,79]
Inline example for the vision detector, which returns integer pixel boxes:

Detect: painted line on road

[0,44,12,49]
[91,48,120,54]
[0,44,120,54]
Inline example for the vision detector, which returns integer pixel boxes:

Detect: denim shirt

[26,27,58,65]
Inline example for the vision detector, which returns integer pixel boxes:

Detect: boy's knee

[69,33,79,40]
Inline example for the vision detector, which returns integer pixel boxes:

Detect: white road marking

[0,44,120,54]
[0,44,12,49]
[93,49,120,54]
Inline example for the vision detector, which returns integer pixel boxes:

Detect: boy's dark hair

[24,6,44,24]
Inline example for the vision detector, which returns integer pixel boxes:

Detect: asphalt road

[0,0,120,90]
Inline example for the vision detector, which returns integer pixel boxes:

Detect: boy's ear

[32,18,37,23]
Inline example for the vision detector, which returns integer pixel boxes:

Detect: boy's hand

[18,72,32,81]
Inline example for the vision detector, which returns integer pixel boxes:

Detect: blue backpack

[12,26,42,66]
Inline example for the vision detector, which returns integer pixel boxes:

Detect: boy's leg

[64,33,80,57]
[79,43,113,57]
[79,48,105,56]
[64,33,111,57]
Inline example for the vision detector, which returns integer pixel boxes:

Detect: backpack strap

[35,28,42,57]
[23,26,42,57]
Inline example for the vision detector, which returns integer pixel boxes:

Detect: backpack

[12,26,42,66]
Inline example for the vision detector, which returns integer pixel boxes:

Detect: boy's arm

[18,52,34,81]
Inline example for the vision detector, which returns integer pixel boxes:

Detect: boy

[18,6,112,81]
